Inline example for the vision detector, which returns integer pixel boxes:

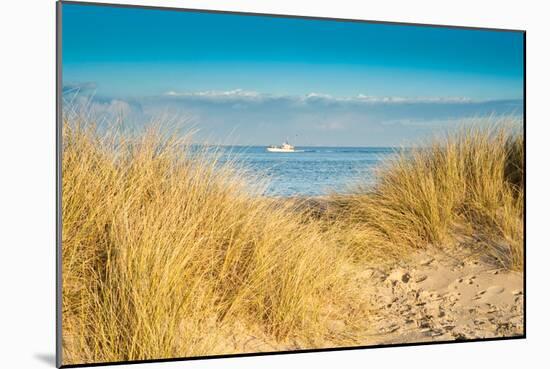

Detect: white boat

[267,141,297,153]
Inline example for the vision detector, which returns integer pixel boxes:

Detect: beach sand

[218,248,523,354]
[352,250,523,344]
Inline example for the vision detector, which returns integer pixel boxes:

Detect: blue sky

[62,3,524,146]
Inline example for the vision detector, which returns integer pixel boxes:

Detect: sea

[217,146,399,197]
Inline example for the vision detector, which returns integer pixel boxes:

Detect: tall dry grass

[330,121,524,270]
[61,118,348,365]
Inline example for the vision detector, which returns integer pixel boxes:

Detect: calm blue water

[218,146,399,197]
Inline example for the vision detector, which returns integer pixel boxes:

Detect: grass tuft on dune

[61,118,348,364]
[330,121,524,270]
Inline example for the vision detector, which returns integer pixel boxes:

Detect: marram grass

[330,120,524,271]
[61,119,349,364]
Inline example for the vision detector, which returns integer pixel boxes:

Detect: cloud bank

[163,89,476,105]
[63,86,523,147]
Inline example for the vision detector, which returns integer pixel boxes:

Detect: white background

[0,0,547,368]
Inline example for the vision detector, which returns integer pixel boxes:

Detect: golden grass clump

[330,122,524,270]
[61,118,347,365]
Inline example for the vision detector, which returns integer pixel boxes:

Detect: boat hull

[266,148,296,152]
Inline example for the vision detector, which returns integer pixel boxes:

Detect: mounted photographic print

[57,1,525,367]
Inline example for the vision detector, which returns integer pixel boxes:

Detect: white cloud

[163,89,476,105]
[305,92,334,99]
[164,89,264,102]
[354,94,473,104]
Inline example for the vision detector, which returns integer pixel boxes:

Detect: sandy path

[219,249,524,354]
[357,251,524,344]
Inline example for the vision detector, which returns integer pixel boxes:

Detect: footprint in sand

[473,286,505,301]
[415,275,428,283]
[486,286,505,294]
